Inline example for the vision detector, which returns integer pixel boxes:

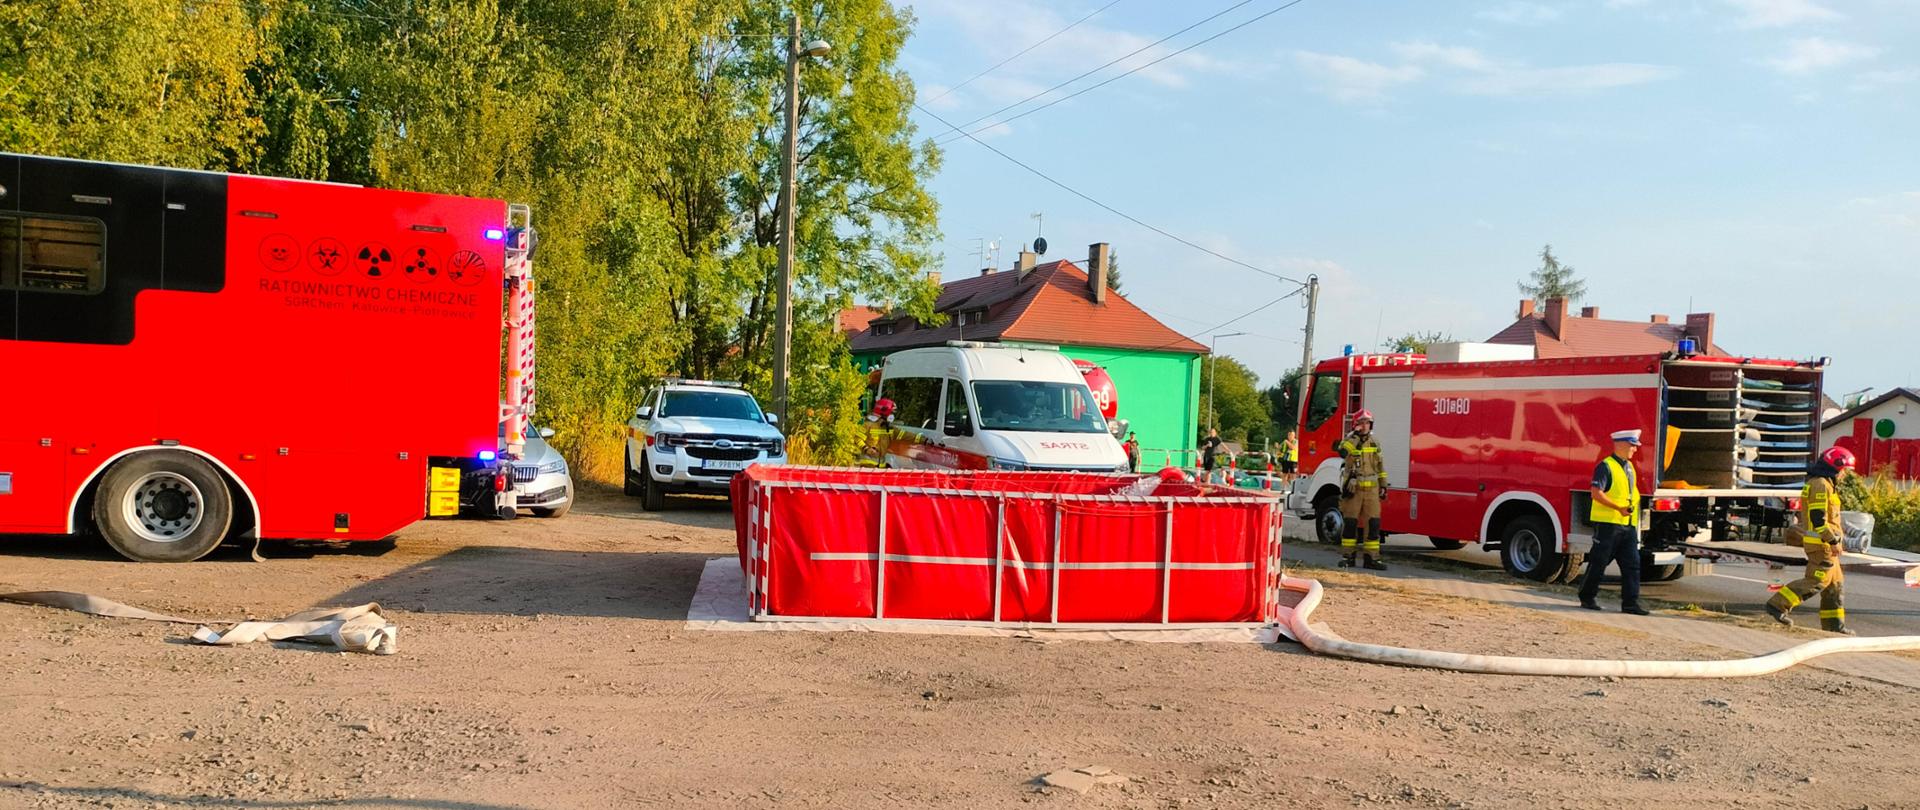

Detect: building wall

[1062,346,1201,467]
[1824,397,1920,480]
[853,345,1202,468]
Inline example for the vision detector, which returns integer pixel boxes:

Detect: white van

[874,342,1130,472]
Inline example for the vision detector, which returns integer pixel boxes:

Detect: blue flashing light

[478,450,497,462]
[1342,344,1354,357]
[484,228,506,241]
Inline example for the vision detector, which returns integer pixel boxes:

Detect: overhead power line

[927,0,1261,142]
[940,0,1310,145]
[914,102,1305,286]
[924,0,1126,105]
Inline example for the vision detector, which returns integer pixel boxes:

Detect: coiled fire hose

[1276,575,1920,678]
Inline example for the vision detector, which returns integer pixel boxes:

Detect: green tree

[1199,355,1270,446]
[1264,367,1306,437]
[1519,243,1586,302]
[1105,249,1122,293]
[1388,330,1453,353]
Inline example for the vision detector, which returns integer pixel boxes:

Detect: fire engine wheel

[639,452,665,512]
[92,451,234,563]
[1499,515,1567,583]
[1312,494,1344,545]
[1428,537,1466,550]
[623,448,643,496]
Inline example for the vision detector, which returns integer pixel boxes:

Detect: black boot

[1363,555,1387,571]
[1765,603,1794,627]
[1823,620,1855,635]
[1338,554,1356,568]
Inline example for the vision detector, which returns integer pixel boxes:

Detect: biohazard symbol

[448,250,487,287]
[403,247,440,284]
[309,237,345,276]
[259,234,300,273]
[357,243,393,278]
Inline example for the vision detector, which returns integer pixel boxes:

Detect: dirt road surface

[3,486,1918,809]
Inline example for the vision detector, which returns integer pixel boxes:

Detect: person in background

[1337,411,1388,570]
[1278,430,1299,485]
[1579,429,1651,616]
[1766,446,1857,634]
[1199,428,1224,483]
[1123,431,1141,473]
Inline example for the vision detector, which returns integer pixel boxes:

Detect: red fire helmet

[872,397,896,418]
[1821,446,1857,471]
[1352,408,1375,423]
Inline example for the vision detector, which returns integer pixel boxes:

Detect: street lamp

[771,19,831,425]
[1207,331,1248,435]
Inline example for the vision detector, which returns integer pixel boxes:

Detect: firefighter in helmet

[1337,409,1389,570]
[1766,446,1857,634]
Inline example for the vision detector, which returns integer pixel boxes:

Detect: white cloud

[1723,0,1843,29]
[1477,2,1564,25]
[1293,52,1424,103]
[1389,41,1677,97]
[1391,42,1498,72]
[1604,0,1652,8]
[1852,67,1920,92]
[1765,37,1880,74]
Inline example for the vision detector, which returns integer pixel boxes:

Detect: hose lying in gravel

[1276,575,1920,678]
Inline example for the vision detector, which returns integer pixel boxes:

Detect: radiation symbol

[309,237,345,276]
[403,247,440,284]
[357,243,393,278]
[448,250,487,287]
[259,234,300,273]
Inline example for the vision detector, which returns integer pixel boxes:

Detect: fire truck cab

[1286,346,1826,583]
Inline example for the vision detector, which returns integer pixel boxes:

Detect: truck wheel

[1499,515,1566,582]
[623,448,642,496]
[640,452,665,512]
[1428,537,1465,550]
[1642,553,1685,582]
[1312,492,1344,545]
[91,451,233,563]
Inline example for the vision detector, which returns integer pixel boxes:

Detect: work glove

[1342,483,1354,499]
[1380,490,1389,505]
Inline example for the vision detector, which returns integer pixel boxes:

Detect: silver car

[501,425,573,518]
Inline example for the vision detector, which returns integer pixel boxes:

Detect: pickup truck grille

[687,446,760,462]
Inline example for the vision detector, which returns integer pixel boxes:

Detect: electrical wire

[914,102,1305,286]
[926,0,1261,141]
[924,0,1126,105]
[939,0,1309,145]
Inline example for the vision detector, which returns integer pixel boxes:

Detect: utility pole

[1295,274,1320,425]
[771,20,829,424]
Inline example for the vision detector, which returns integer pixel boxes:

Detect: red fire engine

[1285,346,1827,582]
[0,154,535,561]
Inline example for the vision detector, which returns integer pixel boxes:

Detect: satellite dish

[1033,236,1048,256]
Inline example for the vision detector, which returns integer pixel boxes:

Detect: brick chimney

[979,266,993,277]
[1015,249,1037,275]
[1683,312,1715,352]
[1579,306,1599,319]
[926,270,940,286]
[1544,296,1570,337]
[1087,242,1111,305]
[1649,314,1669,324]
[1518,298,1536,318]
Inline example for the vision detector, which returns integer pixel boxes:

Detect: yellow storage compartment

[429,466,462,493]
[428,491,461,517]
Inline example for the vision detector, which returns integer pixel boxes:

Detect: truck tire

[1499,514,1566,582]
[91,451,234,563]
[639,452,666,512]
[1312,490,1344,545]
[1642,553,1685,582]
[1428,537,1465,550]
[623,448,642,496]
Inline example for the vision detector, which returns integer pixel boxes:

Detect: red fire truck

[1284,346,1827,582]
[0,153,536,561]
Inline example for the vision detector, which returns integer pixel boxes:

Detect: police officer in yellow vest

[1337,410,1389,570]
[1766,446,1857,634]
[1578,429,1651,615]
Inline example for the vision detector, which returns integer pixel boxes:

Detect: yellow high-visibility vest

[1589,455,1638,526]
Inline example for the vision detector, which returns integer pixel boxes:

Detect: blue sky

[895,0,1919,400]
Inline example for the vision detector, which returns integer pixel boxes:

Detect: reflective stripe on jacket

[1588,455,1639,526]
[1800,476,1843,545]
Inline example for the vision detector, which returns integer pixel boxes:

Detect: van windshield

[971,381,1107,433]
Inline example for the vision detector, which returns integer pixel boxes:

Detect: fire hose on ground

[1276,575,1920,678]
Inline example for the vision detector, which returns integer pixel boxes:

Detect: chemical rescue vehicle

[1285,343,1826,582]
[0,154,536,561]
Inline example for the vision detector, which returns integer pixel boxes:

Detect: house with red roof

[1486,297,1727,358]
[845,243,1206,462]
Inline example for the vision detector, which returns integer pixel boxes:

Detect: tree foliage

[0,0,942,478]
[1387,330,1453,353]
[1198,355,1270,447]
[1519,243,1586,302]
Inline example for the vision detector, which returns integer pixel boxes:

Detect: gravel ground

[2,485,1917,809]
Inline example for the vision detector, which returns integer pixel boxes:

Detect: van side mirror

[944,420,971,437]
[765,413,779,425]
[636,406,652,420]
[538,427,556,439]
